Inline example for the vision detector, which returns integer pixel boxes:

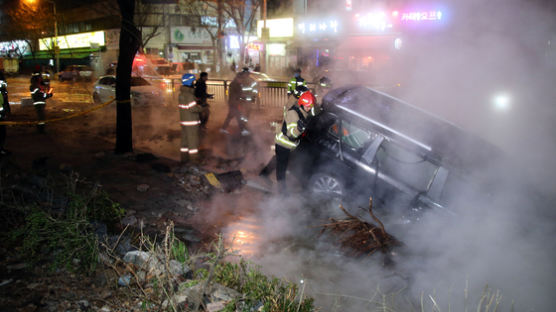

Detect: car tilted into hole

[290,86,503,220]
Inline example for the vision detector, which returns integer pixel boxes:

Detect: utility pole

[52,0,59,74]
[261,0,268,73]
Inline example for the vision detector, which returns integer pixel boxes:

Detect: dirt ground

[0,80,284,311]
[2,82,278,226]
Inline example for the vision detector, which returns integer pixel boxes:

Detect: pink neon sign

[400,11,443,22]
[345,0,352,11]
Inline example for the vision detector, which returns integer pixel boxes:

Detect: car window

[328,120,377,150]
[375,140,439,192]
[130,77,150,86]
[99,77,115,86]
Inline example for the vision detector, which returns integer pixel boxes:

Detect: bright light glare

[493,93,511,111]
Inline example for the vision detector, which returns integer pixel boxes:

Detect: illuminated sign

[39,31,105,50]
[171,27,212,46]
[201,16,236,28]
[356,11,393,32]
[297,19,339,36]
[228,36,240,50]
[400,11,443,22]
[345,0,352,11]
[267,43,286,56]
[0,40,30,55]
[246,42,263,51]
[256,18,294,38]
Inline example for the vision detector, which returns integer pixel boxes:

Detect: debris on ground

[321,198,401,256]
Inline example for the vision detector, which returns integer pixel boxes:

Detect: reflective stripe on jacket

[287,77,307,96]
[274,103,312,150]
[179,85,202,125]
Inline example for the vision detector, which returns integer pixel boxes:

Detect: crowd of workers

[179,66,331,193]
[0,65,332,194]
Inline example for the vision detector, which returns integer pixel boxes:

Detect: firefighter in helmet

[179,73,203,163]
[267,90,316,193]
[287,68,307,99]
[316,76,332,98]
[0,71,10,156]
[30,69,53,134]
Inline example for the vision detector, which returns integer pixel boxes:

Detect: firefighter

[220,69,249,135]
[30,71,52,134]
[179,73,203,163]
[287,68,307,99]
[194,72,213,129]
[261,91,316,193]
[0,71,10,116]
[238,67,258,133]
[316,76,332,98]
[0,71,10,156]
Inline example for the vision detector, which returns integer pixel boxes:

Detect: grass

[5,172,125,273]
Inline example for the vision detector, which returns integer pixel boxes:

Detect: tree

[0,0,57,59]
[221,0,261,66]
[178,0,261,71]
[178,0,223,71]
[135,1,164,51]
[115,0,141,154]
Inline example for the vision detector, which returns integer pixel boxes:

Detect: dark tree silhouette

[115,0,141,154]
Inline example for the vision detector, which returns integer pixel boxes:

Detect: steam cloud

[217,0,556,310]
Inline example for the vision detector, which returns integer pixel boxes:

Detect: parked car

[289,85,503,219]
[59,65,94,82]
[92,75,163,106]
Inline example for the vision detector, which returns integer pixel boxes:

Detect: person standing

[220,70,249,135]
[194,72,213,129]
[30,71,52,134]
[0,71,10,116]
[262,91,316,193]
[179,74,203,163]
[0,71,10,156]
[287,68,307,99]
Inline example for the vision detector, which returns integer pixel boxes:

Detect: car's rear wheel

[309,173,344,200]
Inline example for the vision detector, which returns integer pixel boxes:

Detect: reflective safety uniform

[0,78,7,152]
[239,75,258,121]
[273,101,314,191]
[0,79,9,115]
[275,100,314,150]
[287,76,307,98]
[178,85,203,162]
[30,75,51,133]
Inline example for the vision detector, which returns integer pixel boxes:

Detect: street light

[22,0,59,74]
[492,92,511,112]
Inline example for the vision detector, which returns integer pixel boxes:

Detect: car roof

[322,85,503,172]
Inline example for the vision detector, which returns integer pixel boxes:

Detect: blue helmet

[182,73,196,87]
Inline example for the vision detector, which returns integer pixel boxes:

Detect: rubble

[136,184,150,192]
[321,198,401,257]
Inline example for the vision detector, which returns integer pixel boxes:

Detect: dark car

[290,85,503,218]
[59,65,93,82]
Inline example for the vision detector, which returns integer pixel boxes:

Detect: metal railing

[167,78,316,111]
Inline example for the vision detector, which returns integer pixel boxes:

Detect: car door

[369,138,440,210]
[97,77,116,102]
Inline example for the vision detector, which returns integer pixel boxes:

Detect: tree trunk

[115,0,141,154]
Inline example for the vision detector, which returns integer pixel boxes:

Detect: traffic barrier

[0,98,117,126]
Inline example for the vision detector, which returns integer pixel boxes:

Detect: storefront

[292,6,447,85]
[168,26,215,72]
[256,18,294,75]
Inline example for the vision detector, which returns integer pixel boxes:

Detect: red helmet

[298,91,315,108]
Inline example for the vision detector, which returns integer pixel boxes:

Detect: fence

[167,78,316,111]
